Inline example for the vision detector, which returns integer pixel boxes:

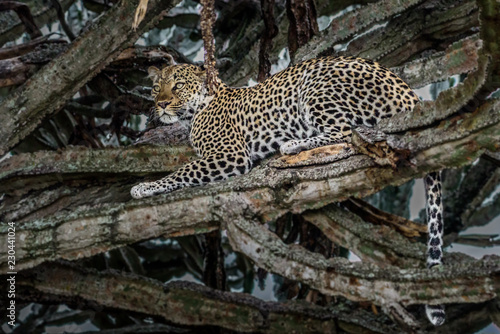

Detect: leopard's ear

[194,66,207,81]
[147,66,161,81]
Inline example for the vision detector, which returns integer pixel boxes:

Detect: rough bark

[0,144,195,184]
[294,0,428,63]
[200,0,219,95]
[303,204,426,268]
[9,261,405,333]
[226,214,499,307]
[285,0,318,57]
[223,0,477,86]
[0,40,67,87]
[0,0,499,330]
[12,260,498,333]
[257,0,278,82]
[0,1,43,41]
[1,98,498,272]
[391,35,481,88]
[340,0,478,66]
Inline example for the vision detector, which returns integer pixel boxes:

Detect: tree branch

[0,0,182,157]
[200,0,219,94]
[1,98,498,271]
[0,0,75,47]
[0,144,195,183]
[12,261,406,333]
[303,204,426,268]
[226,214,499,307]
[294,0,427,63]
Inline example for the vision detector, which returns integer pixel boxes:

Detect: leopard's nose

[158,101,169,109]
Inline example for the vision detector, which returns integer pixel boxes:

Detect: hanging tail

[424,172,446,326]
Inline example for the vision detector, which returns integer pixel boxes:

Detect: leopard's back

[191,56,419,160]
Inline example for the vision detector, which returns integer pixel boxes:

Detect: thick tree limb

[0,98,498,271]
[0,144,195,185]
[286,0,318,57]
[258,0,278,82]
[224,0,477,86]
[13,261,497,333]
[12,261,401,333]
[378,54,490,132]
[226,214,499,307]
[0,0,182,157]
[392,35,481,88]
[341,0,478,66]
[0,41,67,87]
[303,204,426,268]
[294,0,427,63]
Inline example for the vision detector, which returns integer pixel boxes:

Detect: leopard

[130,55,445,326]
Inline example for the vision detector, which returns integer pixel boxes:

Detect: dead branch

[0,144,195,187]
[0,35,54,60]
[48,0,76,40]
[341,0,478,66]
[303,204,426,268]
[226,213,499,307]
[342,199,427,238]
[0,41,67,87]
[294,0,425,63]
[224,0,477,87]
[391,35,481,88]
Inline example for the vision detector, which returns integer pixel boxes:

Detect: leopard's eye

[152,85,160,93]
[174,82,185,90]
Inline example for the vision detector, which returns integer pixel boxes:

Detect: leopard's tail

[424,172,445,326]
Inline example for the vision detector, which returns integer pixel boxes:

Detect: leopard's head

[148,64,206,124]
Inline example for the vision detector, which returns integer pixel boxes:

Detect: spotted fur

[132,56,418,197]
[131,56,445,325]
[424,172,446,326]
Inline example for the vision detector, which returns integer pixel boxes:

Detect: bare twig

[49,0,76,40]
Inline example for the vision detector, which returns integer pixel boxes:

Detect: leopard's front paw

[280,140,303,155]
[130,182,155,199]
